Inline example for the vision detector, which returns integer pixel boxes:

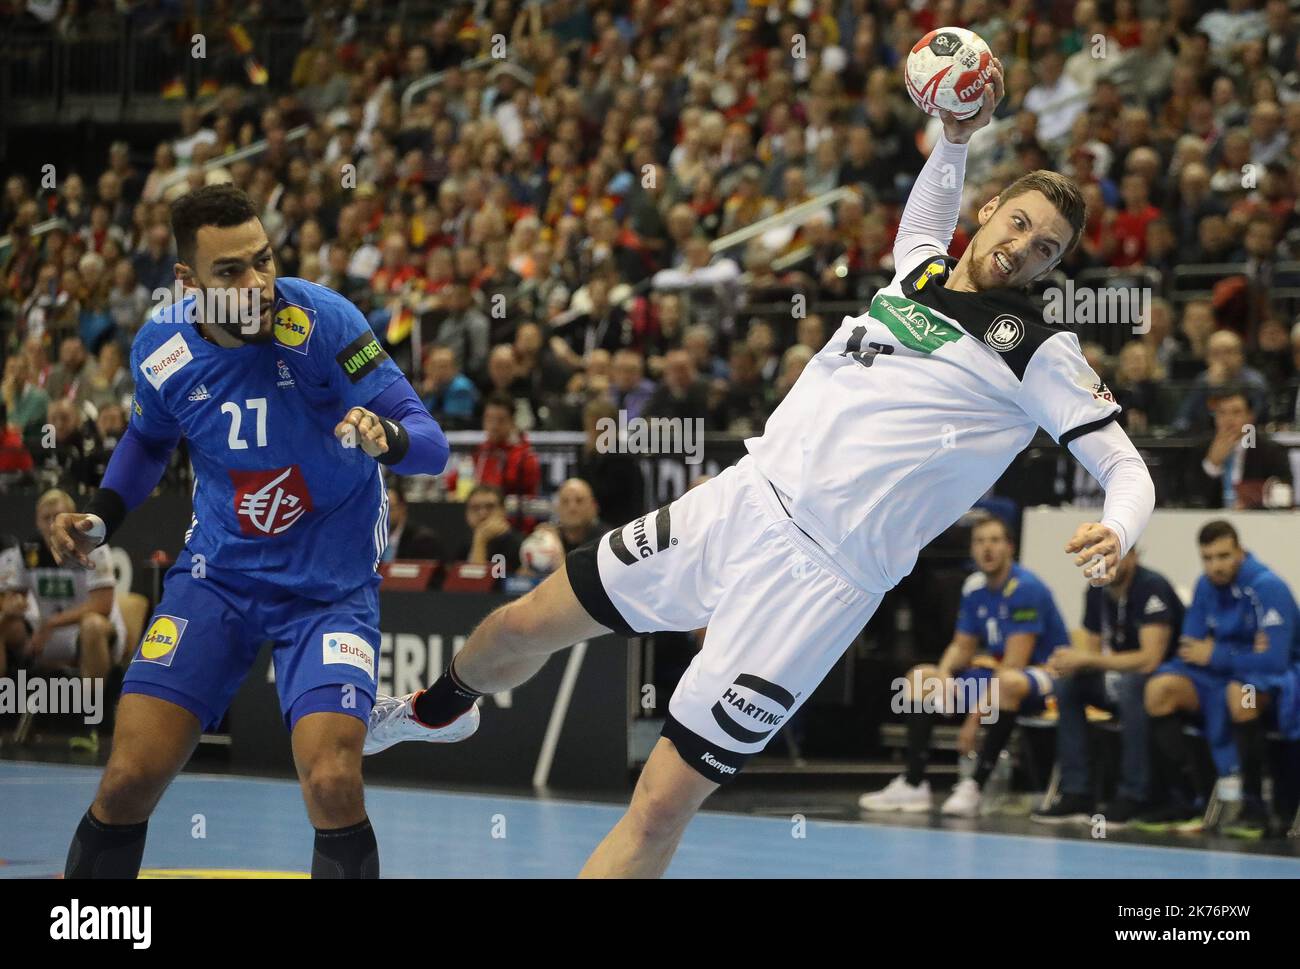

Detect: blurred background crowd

[1,0,1299,520]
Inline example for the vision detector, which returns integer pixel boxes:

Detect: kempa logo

[594,410,704,465]
[892,673,1000,724]
[0,672,103,724]
[1042,281,1151,332]
[701,752,737,776]
[49,899,151,949]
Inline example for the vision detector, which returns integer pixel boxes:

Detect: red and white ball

[904,27,994,120]
[520,527,565,574]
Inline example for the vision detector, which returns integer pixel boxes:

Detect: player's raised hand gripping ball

[1065,522,1121,588]
[49,512,105,568]
[335,406,390,459]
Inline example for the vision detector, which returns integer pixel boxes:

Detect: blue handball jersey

[128,277,404,601]
[955,562,1070,666]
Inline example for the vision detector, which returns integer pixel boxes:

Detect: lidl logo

[137,615,188,666]
[273,303,315,354]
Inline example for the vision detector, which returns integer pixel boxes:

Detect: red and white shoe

[363,692,480,756]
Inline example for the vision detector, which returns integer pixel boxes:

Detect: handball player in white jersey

[367,61,1155,877]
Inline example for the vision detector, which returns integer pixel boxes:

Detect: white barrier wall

[1020,508,1300,631]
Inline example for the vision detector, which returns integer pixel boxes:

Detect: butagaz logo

[711,673,794,744]
[867,293,963,354]
[273,302,315,354]
[322,632,376,680]
[228,465,313,535]
[50,899,151,949]
[336,333,389,383]
[187,383,211,401]
[983,314,1024,351]
[608,506,674,565]
[701,752,738,776]
[276,358,295,388]
[1072,368,1115,403]
[139,332,193,390]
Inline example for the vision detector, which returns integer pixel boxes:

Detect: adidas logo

[187,383,211,401]
[1261,607,1284,628]
[1143,595,1165,615]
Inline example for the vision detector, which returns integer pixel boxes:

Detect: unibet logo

[138,615,188,666]
[274,305,313,350]
[335,333,390,383]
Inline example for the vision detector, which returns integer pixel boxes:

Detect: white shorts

[566,455,884,782]
[35,607,127,669]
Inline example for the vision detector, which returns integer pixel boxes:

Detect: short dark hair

[994,170,1088,258]
[1207,383,1252,411]
[467,483,504,505]
[484,391,515,416]
[170,184,260,265]
[1198,519,1239,547]
[968,510,1014,544]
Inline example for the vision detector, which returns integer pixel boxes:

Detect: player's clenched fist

[49,513,105,568]
[335,407,390,458]
[1065,522,1121,588]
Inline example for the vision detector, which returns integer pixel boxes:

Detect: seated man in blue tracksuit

[1138,520,1300,836]
[859,512,1071,819]
[1031,549,1183,826]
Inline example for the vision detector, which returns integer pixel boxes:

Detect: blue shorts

[957,665,1055,716]
[122,553,379,732]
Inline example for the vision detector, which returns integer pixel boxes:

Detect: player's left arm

[316,288,450,475]
[1016,333,1154,587]
[999,632,1036,670]
[336,380,451,475]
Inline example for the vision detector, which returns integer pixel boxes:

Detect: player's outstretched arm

[52,422,180,567]
[893,58,1004,267]
[333,378,450,476]
[1064,421,1155,587]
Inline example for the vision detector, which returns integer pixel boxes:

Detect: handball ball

[904,27,994,120]
[520,527,565,574]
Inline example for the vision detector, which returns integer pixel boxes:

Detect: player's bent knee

[95,759,169,821]
[79,612,110,639]
[302,759,364,817]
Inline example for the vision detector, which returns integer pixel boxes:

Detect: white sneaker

[941,777,982,817]
[858,775,932,813]
[363,692,481,756]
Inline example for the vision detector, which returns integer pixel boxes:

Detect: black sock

[311,817,379,879]
[974,714,1017,787]
[412,658,483,727]
[1150,714,1190,804]
[65,809,148,879]
[905,715,935,786]
[1233,718,1265,801]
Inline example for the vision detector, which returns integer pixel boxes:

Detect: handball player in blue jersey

[52,185,449,878]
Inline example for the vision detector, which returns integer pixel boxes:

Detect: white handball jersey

[746,245,1120,595]
[0,541,121,627]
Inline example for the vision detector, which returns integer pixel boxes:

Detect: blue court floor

[3,760,1299,878]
